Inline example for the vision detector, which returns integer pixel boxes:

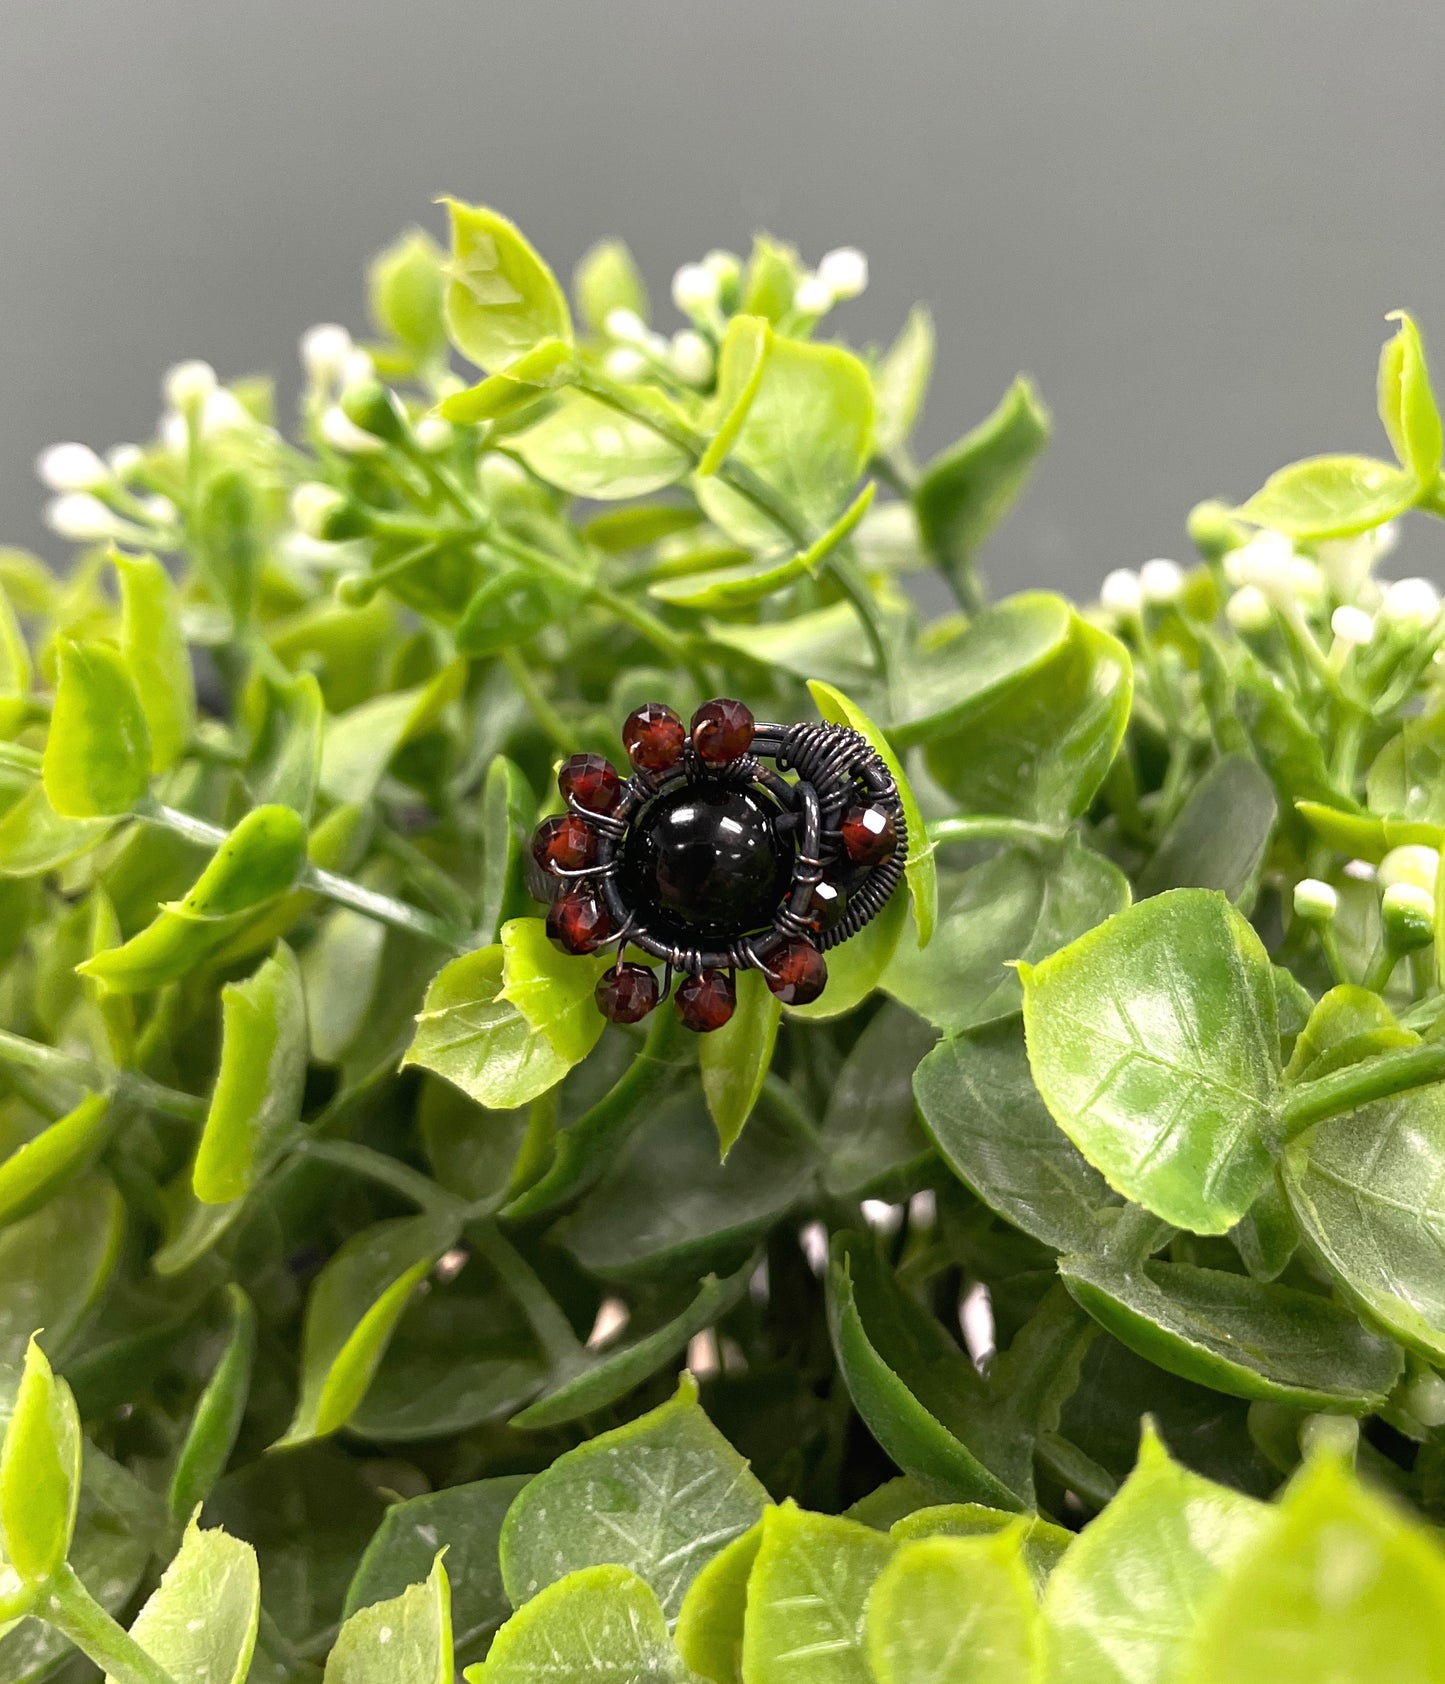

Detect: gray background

[5,1,1445,592]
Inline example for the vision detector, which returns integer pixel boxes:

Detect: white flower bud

[1099,568,1143,617]
[163,359,218,410]
[860,1199,903,1235]
[1300,1413,1359,1463]
[141,494,178,526]
[44,492,126,542]
[159,411,189,454]
[671,263,720,314]
[340,346,376,389]
[603,307,649,346]
[478,452,528,495]
[793,273,833,316]
[1293,878,1339,922]
[1224,529,1293,592]
[200,387,253,435]
[603,346,648,382]
[1403,1371,1445,1428]
[1381,576,1442,627]
[1382,881,1436,946]
[702,249,741,283]
[817,246,868,300]
[1377,845,1440,895]
[106,444,144,480]
[300,323,353,384]
[320,405,386,455]
[1226,585,1273,633]
[35,442,109,493]
[412,415,453,453]
[1288,555,1324,605]
[1330,605,1375,648]
[1139,557,1184,605]
[291,481,347,539]
[670,329,715,386]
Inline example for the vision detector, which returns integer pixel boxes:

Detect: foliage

[1,208,1445,1679]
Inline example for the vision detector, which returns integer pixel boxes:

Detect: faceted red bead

[674,968,736,1032]
[764,937,828,1006]
[595,962,659,1023]
[622,702,686,773]
[800,878,847,935]
[691,697,755,766]
[545,891,612,955]
[531,813,600,875]
[841,802,898,868]
[558,752,623,815]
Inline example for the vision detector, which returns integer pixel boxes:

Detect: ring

[528,699,906,1031]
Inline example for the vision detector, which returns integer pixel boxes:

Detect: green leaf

[248,669,324,821]
[674,1519,762,1684]
[1175,1454,1445,1683]
[784,882,908,1022]
[456,571,554,657]
[821,1001,936,1199]
[511,1262,752,1430]
[320,661,466,806]
[885,838,1129,1034]
[914,376,1050,604]
[697,336,874,548]
[1236,454,1418,540]
[477,754,532,944]
[890,1505,1072,1592]
[79,805,308,993]
[1042,1423,1268,1684]
[0,1177,124,1366]
[573,237,648,336]
[499,1374,768,1620]
[873,305,935,457]
[698,318,771,480]
[42,640,151,817]
[167,1286,256,1525]
[1021,889,1282,1234]
[193,944,307,1203]
[115,1519,260,1684]
[276,1212,460,1448]
[740,236,799,323]
[1231,651,1353,814]
[740,1502,894,1684]
[440,339,577,426]
[194,469,261,629]
[1365,706,1445,831]
[0,785,115,877]
[1377,310,1443,483]
[866,1530,1045,1684]
[443,200,572,373]
[370,228,447,363]
[404,946,571,1111]
[0,1093,111,1228]
[914,1017,1121,1253]
[498,916,607,1066]
[512,389,691,499]
[345,1475,528,1668]
[0,1338,80,1583]
[699,968,780,1156]
[807,678,936,946]
[303,904,389,1066]
[1137,754,1278,902]
[0,581,32,703]
[114,549,195,773]
[325,1552,450,1684]
[469,1564,686,1684]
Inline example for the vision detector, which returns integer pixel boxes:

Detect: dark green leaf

[821,1001,936,1199]
[1137,754,1278,902]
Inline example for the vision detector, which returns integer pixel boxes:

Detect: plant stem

[500,647,581,754]
[1282,1038,1445,1136]
[470,1221,586,1369]
[44,1564,179,1684]
[292,1138,466,1220]
[0,1028,206,1123]
[929,816,1064,849]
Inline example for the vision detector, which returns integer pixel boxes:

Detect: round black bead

[619,784,792,941]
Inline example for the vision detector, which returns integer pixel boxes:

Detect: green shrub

[2,205,1445,1681]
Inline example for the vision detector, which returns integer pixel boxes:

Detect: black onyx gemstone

[620,784,792,941]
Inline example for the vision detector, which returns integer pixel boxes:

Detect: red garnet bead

[841,802,899,868]
[800,878,847,935]
[764,937,828,1006]
[545,890,612,955]
[622,702,686,774]
[691,697,755,766]
[674,968,736,1032]
[595,962,659,1023]
[558,752,623,815]
[531,813,599,875]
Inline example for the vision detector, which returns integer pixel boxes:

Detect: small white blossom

[163,359,218,410]
[1382,881,1436,936]
[45,492,128,542]
[817,246,868,300]
[1099,568,1143,617]
[478,452,528,494]
[320,405,385,455]
[1381,575,1442,627]
[159,411,189,454]
[291,481,346,539]
[1404,1372,1445,1428]
[793,273,833,316]
[141,494,178,526]
[1330,605,1375,648]
[1139,557,1184,605]
[603,307,649,346]
[412,415,453,453]
[860,1199,903,1234]
[1287,555,1324,605]
[1293,878,1339,921]
[1377,845,1440,894]
[603,346,648,382]
[671,263,720,314]
[300,323,353,384]
[106,444,144,479]
[670,329,714,385]
[341,347,376,389]
[1226,585,1273,633]
[35,442,108,492]
[702,249,740,283]
[200,388,253,435]
[1224,529,1293,592]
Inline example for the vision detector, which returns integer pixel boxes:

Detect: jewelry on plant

[529,698,907,1031]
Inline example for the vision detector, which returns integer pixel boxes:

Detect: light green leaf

[0,581,32,701]
[699,968,780,1156]
[0,1176,124,1366]
[168,1286,256,1525]
[248,669,324,821]
[0,785,115,878]
[1042,1424,1269,1684]
[1021,889,1282,1235]
[866,1531,1045,1684]
[499,916,607,1066]
[1365,706,1445,832]
[113,1519,260,1684]
[741,1502,894,1684]
[674,1519,763,1684]
[1378,309,1443,483]
[370,228,447,363]
[194,469,260,628]
[303,904,389,1066]
[42,641,151,817]
[698,316,772,477]
[513,387,692,500]
[0,1338,80,1583]
[440,339,577,426]
[1236,454,1418,540]
[873,305,935,457]
[114,549,195,773]
[470,1564,686,1684]
[443,200,572,373]
[890,1505,1072,1593]
[573,238,648,336]
[320,661,465,806]
[499,1374,768,1620]
[325,1552,450,1684]
[784,883,908,1023]
[0,1093,112,1228]
[477,754,533,944]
